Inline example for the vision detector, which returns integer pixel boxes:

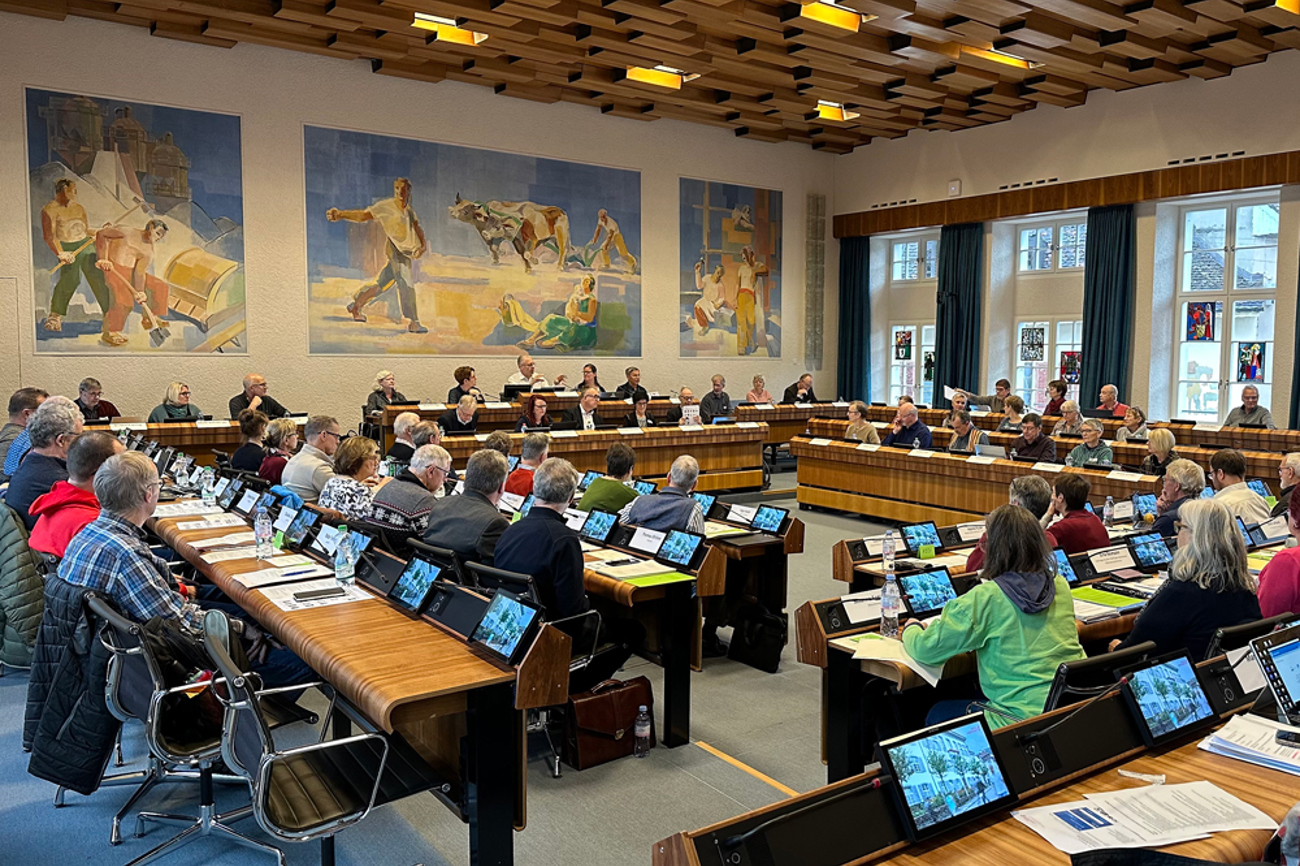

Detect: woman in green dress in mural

[517,276,598,352]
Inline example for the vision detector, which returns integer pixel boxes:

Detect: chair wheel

[305,714,319,724]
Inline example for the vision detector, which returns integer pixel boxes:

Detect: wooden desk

[736,403,844,449]
[378,398,679,447]
[97,418,304,467]
[151,514,528,866]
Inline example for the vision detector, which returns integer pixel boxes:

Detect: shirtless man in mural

[40,179,110,333]
[735,246,769,356]
[327,177,429,334]
[590,209,638,275]
[94,219,170,347]
[692,261,728,335]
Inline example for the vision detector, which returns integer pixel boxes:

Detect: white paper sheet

[840,589,882,625]
[190,531,258,550]
[629,526,666,554]
[808,438,832,446]
[178,513,249,531]
[966,455,996,465]
[273,508,298,532]
[1033,462,1063,473]
[200,547,259,563]
[736,421,761,429]
[233,563,334,588]
[955,522,985,543]
[592,560,676,579]
[1089,546,1137,574]
[617,427,645,435]
[1198,713,1300,776]
[260,578,370,612]
[841,633,944,686]
[729,504,758,525]
[154,501,224,518]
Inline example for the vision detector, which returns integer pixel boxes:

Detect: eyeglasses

[322,430,342,440]
[433,464,451,474]
[1174,521,1185,533]
[179,391,191,397]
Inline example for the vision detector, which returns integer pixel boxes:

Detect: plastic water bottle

[254,505,274,560]
[910,439,919,450]
[1103,495,1115,528]
[334,533,356,587]
[634,705,652,758]
[1009,448,1018,461]
[882,530,897,575]
[1065,454,1074,467]
[881,574,902,639]
[200,468,217,506]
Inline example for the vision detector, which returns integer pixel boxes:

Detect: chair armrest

[254,682,329,698]
[550,609,602,660]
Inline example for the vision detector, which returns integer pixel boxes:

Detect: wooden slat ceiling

[5,0,1299,154]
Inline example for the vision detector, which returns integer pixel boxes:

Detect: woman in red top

[1043,379,1067,417]
[1258,493,1300,618]
[259,417,299,485]
[514,394,553,432]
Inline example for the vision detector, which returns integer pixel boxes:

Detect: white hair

[668,455,699,489]
[28,395,81,448]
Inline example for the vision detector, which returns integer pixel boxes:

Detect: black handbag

[726,603,787,673]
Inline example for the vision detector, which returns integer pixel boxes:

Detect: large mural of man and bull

[305,125,642,356]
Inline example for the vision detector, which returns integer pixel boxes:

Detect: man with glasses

[228,373,290,420]
[1275,453,1299,519]
[73,377,120,422]
[282,415,339,503]
[5,396,84,530]
[1152,459,1206,538]
[1224,385,1275,429]
[1010,413,1056,462]
[369,444,453,535]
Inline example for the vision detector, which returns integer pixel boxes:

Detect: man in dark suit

[782,373,816,404]
[438,395,478,435]
[422,449,510,564]
[562,388,604,430]
[614,366,642,400]
[228,373,290,420]
[664,387,699,425]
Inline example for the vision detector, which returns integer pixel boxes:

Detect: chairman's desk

[90,417,306,467]
[378,396,679,446]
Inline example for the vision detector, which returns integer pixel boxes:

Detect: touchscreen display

[390,558,441,611]
[901,521,943,553]
[1054,549,1080,585]
[1132,493,1158,519]
[508,455,520,471]
[217,479,242,509]
[692,492,717,514]
[1263,638,1300,711]
[1235,516,1253,548]
[581,510,617,543]
[1248,479,1270,497]
[751,505,787,533]
[1200,486,1216,499]
[1130,533,1172,568]
[581,470,601,489]
[898,569,957,615]
[284,508,319,547]
[519,494,535,517]
[471,591,541,662]
[1125,655,1214,742]
[632,480,656,496]
[659,530,703,568]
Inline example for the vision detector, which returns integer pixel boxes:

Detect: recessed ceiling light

[812,99,859,121]
[797,1,878,34]
[412,12,488,46]
[624,65,701,89]
[961,45,1044,69]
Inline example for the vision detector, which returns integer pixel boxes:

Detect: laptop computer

[974,443,1006,458]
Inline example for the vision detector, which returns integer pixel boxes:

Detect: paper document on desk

[176,513,247,531]
[200,546,259,563]
[234,563,334,589]
[593,560,676,579]
[260,578,370,612]
[704,521,748,538]
[1013,781,1273,854]
[1198,713,1300,776]
[1072,599,1122,623]
[154,501,224,518]
[586,548,638,563]
[190,532,257,550]
[845,633,944,686]
[840,589,881,625]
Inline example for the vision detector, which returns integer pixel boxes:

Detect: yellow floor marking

[695,741,798,797]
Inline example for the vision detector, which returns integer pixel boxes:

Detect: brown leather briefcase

[562,676,655,770]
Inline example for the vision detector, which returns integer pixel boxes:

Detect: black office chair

[1205,614,1297,660]
[347,519,414,559]
[464,561,541,604]
[1042,641,1158,711]
[407,539,469,585]
[211,450,231,469]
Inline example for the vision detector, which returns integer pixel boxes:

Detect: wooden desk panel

[379,398,679,445]
[737,403,845,446]
[101,418,304,467]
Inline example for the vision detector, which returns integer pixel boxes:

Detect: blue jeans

[194,585,316,688]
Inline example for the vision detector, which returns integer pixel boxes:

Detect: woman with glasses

[318,436,384,520]
[514,393,552,432]
[1067,419,1112,467]
[1111,498,1261,660]
[259,418,300,485]
[365,370,408,416]
[148,382,202,422]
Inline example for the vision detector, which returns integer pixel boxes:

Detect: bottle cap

[638,705,647,712]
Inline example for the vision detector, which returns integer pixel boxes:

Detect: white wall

[0,12,837,426]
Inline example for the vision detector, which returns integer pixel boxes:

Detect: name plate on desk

[1033,461,1062,473]
[1089,546,1137,574]
[968,410,990,417]
[616,427,644,435]
[669,398,682,405]
[554,391,579,398]
[111,422,148,432]
[808,438,833,446]
[679,424,704,432]
[862,535,886,556]
[1107,470,1144,482]
[551,429,579,438]
[736,421,760,429]
[956,522,985,542]
[195,419,231,429]
[909,449,935,459]
[484,401,511,409]
[1194,422,1224,432]
[729,504,758,524]
[752,403,775,411]
[857,443,881,452]
[831,401,850,407]
[417,402,445,411]
[966,455,996,465]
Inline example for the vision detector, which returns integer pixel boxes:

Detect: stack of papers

[1248,549,1282,575]
[592,560,675,579]
[155,501,224,518]
[704,521,748,538]
[833,632,944,686]
[585,548,637,563]
[1198,713,1300,776]
[260,578,370,612]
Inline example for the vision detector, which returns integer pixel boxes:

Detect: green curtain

[933,223,984,410]
[1080,204,1136,407]
[837,237,871,401]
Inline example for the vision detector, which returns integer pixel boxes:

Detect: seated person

[506,353,566,390]
[1259,493,1300,618]
[1096,383,1129,418]
[1140,427,1178,476]
[965,475,1053,572]
[228,373,289,420]
[782,373,817,404]
[259,418,298,486]
[995,395,1025,433]
[904,505,1085,728]
[1112,499,1261,660]
[946,410,988,454]
[387,411,420,462]
[438,396,478,435]
[0,388,48,484]
[844,400,880,444]
[422,449,510,564]
[148,381,202,422]
[614,366,643,400]
[1050,400,1084,436]
[745,375,773,404]
[1153,458,1206,537]
[29,431,124,557]
[4,396,82,531]
[942,391,970,428]
[965,379,1011,413]
[230,409,268,472]
[1276,452,1299,519]
[505,432,550,496]
[281,415,339,503]
[881,403,932,449]
[1067,419,1112,466]
[369,444,451,534]
[699,375,733,423]
[619,455,705,533]
[578,363,604,395]
[1011,413,1056,462]
[318,435,383,520]
[563,388,603,430]
[494,458,643,685]
[365,369,407,416]
[1210,448,1272,525]
[482,430,512,458]
[665,388,699,425]
[578,443,638,513]
[623,389,656,428]
[60,451,313,688]
[1113,405,1149,442]
[515,393,553,432]
[448,365,483,404]
[1043,379,1067,416]
[74,377,120,422]
[1040,473,1109,554]
[1223,384,1274,429]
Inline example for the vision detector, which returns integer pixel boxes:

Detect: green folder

[1071,586,1144,609]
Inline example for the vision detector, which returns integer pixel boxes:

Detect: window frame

[889,321,936,405]
[1015,216,1088,274]
[888,232,941,285]
[1013,318,1083,411]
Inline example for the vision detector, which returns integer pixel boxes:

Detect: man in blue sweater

[881,403,933,449]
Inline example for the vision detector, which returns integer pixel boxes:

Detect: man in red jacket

[28,431,124,557]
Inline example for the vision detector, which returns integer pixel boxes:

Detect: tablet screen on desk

[580,470,600,490]
[217,479,241,510]
[389,557,442,614]
[518,494,536,517]
[581,509,617,543]
[658,529,704,570]
[692,492,716,515]
[1132,493,1157,520]
[1119,652,1215,747]
[897,568,957,617]
[632,480,656,496]
[1248,479,1270,498]
[1053,550,1080,585]
[876,714,1015,841]
[508,455,521,472]
[283,508,319,548]
[901,521,943,554]
[471,590,542,665]
[1250,624,1300,723]
[1129,533,1172,568]
[751,505,788,534]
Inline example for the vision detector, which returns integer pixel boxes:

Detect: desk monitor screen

[519,494,536,517]
[897,568,957,617]
[581,509,617,543]
[1083,501,1095,514]
[1235,516,1254,549]
[508,455,521,472]
[751,505,788,534]
[1248,479,1271,498]
[389,557,442,614]
[1053,549,1080,585]
[470,589,543,666]
[580,470,601,490]
[692,492,716,515]
[217,479,242,510]
[1200,486,1216,499]
[1118,652,1216,747]
[658,529,705,570]
[1129,533,1172,568]
[1251,624,1300,724]
[283,508,319,548]
[876,713,1016,841]
[1132,493,1158,520]
[974,443,1006,459]
[901,521,943,554]
[632,480,656,496]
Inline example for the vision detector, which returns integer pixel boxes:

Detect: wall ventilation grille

[997,177,1060,191]
[870,198,919,209]
[1166,150,1245,166]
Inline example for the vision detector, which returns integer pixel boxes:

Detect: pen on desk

[279,567,320,577]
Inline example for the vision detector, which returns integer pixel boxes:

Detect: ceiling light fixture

[624,64,700,89]
[412,12,488,46]
[796,1,878,33]
[962,45,1044,69]
[813,99,859,121]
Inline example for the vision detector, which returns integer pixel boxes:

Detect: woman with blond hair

[259,418,299,485]
[148,382,203,422]
[365,370,408,415]
[745,375,773,404]
[1140,428,1179,477]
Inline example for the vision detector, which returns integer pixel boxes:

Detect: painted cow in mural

[448,194,570,274]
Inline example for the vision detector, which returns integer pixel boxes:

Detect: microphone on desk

[1018,676,1130,747]
[715,774,893,859]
